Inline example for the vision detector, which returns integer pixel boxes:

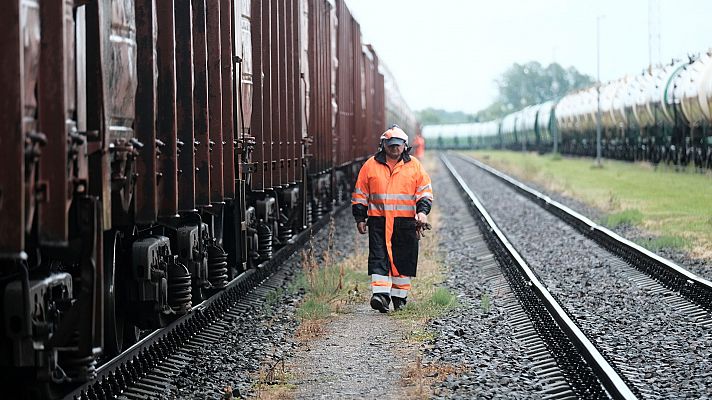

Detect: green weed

[480,293,491,314]
[252,359,296,399]
[265,288,284,306]
[606,190,621,210]
[296,298,332,320]
[408,329,437,343]
[295,219,344,321]
[431,287,457,307]
[603,209,644,228]
[637,235,689,252]
[394,287,458,320]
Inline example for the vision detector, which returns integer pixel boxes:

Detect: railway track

[445,152,712,398]
[449,222,582,398]
[441,154,637,399]
[63,206,345,400]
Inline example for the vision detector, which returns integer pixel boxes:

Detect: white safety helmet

[380,124,408,146]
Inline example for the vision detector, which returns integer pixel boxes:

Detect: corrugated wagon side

[0,1,418,397]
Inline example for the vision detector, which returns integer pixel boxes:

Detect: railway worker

[351,125,433,312]
[413,132,426,159]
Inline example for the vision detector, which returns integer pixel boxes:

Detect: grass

[407,329,437,343]
[480,293,492,314]
[636,235,690,252]
[252,359,296,400]
[295,297,332,320]
[548,152,563,161]
[466,150,712,259]
[290,218,372,324]
[602,209,644,228]
[261,288,286,317]
[402,355,469,400]
[265,288,284,305]
[393,287,458,321]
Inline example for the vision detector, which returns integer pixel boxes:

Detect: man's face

[385,142,405,159]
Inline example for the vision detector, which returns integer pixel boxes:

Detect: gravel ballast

[420,156,571,399]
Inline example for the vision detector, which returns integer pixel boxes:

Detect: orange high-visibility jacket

[351,151,433,277]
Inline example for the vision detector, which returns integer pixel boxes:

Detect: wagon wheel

[103,229,136,357]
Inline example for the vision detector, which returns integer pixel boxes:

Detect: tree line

[417,61,594,125]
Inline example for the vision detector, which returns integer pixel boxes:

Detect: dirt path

[289,304,416,399]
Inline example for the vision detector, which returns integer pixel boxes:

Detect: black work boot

[392,296,407,311]
[370,293,390,313]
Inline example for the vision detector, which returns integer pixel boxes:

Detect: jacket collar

[374,149,411,165]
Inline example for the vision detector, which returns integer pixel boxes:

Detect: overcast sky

[345,0,712,113]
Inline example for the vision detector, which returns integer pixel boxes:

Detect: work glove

[415,212,431,239]
[416,222,432,239]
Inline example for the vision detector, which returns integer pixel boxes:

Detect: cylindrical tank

[679,53,712,127]
[536,101,555,145]
[659,61,687,125]
[501,113,518,147]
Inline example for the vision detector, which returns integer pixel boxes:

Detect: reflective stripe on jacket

[351,151,433,277]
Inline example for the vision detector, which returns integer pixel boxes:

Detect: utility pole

[648,0,661,70]
[595,15,604,167]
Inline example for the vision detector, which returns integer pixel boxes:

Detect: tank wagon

[0,0,416,396]
[425,52,712,169]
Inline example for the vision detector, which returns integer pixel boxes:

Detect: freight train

[424,52,712,169]
[0,0,418,396]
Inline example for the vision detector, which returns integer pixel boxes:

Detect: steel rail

[454,152,712,310]
[63,204,347,400]
[442,154,637,400]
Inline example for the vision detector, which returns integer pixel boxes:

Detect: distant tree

[416,62,593,124]
[416,108,444,125]
[477,62,594,120]
[475,100,513,121]
[416,108,478,126]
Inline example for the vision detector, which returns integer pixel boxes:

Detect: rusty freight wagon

[0,0,417,398]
